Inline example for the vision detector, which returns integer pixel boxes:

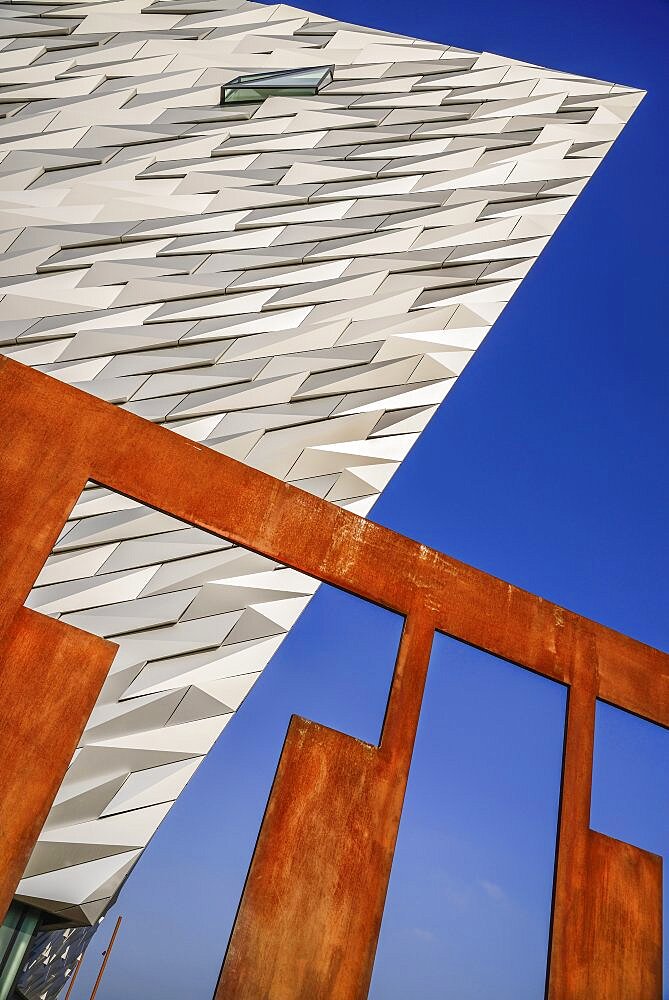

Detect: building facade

[0,0,642,994]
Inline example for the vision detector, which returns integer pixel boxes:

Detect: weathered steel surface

[577,832,661,998]
[0,356,666,997]
[214,612,435,1000]
[548,648,663,1000]
[1,359,666,727]
[0,608,115,921]
[0,358,666,723]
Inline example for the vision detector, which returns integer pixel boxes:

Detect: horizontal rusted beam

[0,358,666,728]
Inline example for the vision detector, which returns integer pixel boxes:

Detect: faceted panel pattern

[16,920,99,1000]
[0,0,642,926]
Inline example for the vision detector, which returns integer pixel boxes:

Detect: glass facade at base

[0,905,39,1000]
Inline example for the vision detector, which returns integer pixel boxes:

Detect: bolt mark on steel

[0,359,665,999]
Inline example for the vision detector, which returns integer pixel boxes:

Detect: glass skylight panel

[222,66,333,104]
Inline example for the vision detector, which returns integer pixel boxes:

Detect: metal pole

[63,950,83,1000]
[87,916,122,1000]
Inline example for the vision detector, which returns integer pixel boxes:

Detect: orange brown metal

[214,611,435,1000]
[88,915,122,1000]
[63,949,84,1000]
[0,356,666,997]
[571,831,661,998]
[547,645,663,999]
[0,607,116,922]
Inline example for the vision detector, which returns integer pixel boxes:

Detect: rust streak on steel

[215,610,436,999]
[0,356,666,998]
[547,635,662,999]
[0,359,665,728]
[0,607,116,921]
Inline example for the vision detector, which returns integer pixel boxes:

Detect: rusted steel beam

[216,614,664,999]
[0,608,116,921]
[573,832,661,998]
[0,359,666,728]
[63,949,84,1000]
[547,641,663,999]
[0,357,666,998]
[88,915,122,1000]
[214,611,436,1000]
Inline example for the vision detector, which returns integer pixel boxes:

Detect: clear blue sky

[69,0,668,996]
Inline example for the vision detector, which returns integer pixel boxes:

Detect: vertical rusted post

[0,610,116,922]
[214,608,436,1000]
[88,916,122,1000]
[63,949,84,1000]
[548,637,662,1000]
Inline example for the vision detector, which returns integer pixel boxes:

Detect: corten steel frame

[0,356,666,999]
